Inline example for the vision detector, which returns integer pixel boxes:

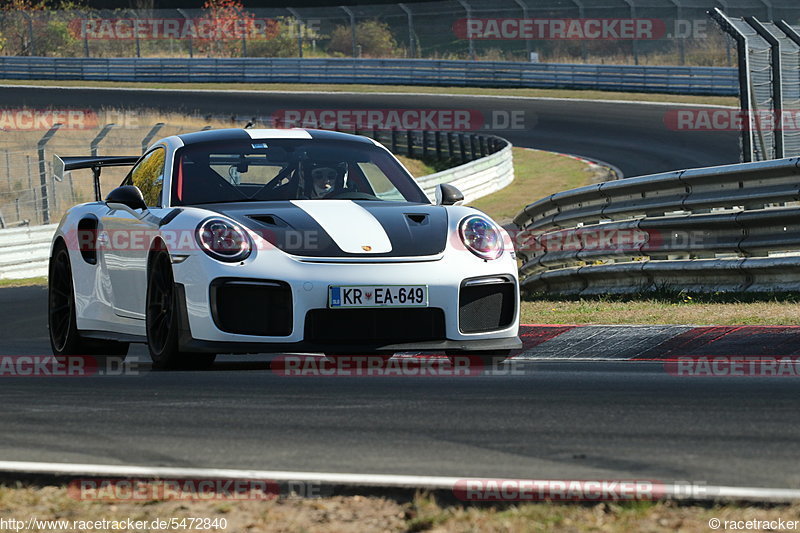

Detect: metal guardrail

[0,223,56,280]
[513,157,800,294]
[0,56,738,95]
[0,129,514,279]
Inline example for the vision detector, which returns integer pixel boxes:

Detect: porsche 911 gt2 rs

[48,128,521,368]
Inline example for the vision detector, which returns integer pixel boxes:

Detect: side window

[126,148,166,207]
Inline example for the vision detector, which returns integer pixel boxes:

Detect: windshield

[170,139,429,206]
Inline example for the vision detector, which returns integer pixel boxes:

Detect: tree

[328,19,398,58]
[195,0,258,58]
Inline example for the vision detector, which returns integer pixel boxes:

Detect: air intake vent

[406,213,428,225]
[211,279,292,336]
[459,277,516,333]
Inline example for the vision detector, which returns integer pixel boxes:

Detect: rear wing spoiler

[53,155,140,201]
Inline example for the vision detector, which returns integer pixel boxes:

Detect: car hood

[201,200,449,258]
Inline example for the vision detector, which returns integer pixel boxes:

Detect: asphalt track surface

[2,285,800,489]
[0,87,795,491]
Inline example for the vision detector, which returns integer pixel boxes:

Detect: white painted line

[0,84,737,109]
[0,461,798,502]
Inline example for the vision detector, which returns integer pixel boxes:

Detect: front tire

[146,249,215,370]
[48,241,129,357]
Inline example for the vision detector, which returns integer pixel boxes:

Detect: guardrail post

[447,132,455,159]
[141,122,165,153]
[38,124,61,225]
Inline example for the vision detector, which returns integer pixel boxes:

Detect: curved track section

[0,86,739,177]
[1,87,788,491]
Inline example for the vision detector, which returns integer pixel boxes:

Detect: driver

[305,161,347,199]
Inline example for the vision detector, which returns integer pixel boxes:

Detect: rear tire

[48,241,129,357]
[146,249,215,370]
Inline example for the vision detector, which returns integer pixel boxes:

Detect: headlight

[196,218,251,262]
[459,215,504,260]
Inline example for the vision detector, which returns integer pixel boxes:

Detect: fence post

[479,136,487,157]
[422,130,429,159]
[470,134,478,159]
[340,6,358,58]
[38,124,62,225]
[177,9,193,58]
[398,3,416,58]
[456,0,475,60]
[91,123,116,157]
[287,8,304,58]
[27,155,37,225]
[435,131,442,159]
[391,128,398,153]
[406,130,414,157]
[458,133,467,162]
[4,150,9,189]
[142,122,165,153]
[623,0,639,65]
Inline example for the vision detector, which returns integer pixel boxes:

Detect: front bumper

[172,248,520,354]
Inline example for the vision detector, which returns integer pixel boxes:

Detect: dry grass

[0,79,738,107]
[1,484,798,532]
[521,296,800,326]
[471,147,600,224]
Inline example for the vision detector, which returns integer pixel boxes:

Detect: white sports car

[48,128,520,369]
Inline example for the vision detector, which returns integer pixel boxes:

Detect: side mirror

[106,185,147,211]
[435,183,464,206]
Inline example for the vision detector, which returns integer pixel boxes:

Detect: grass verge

[521,291,800,325]
[471,147,599,224]
[0,485,797,533]
[0,79,737,107]
[0,276,47,288]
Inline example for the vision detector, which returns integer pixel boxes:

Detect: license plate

[328,285,428,308]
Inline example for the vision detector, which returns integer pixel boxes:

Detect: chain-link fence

[0,114,233,228]
[2,1,799,67]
